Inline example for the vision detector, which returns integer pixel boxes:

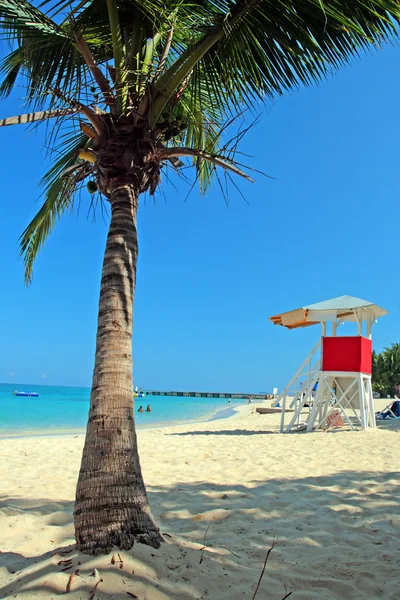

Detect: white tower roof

[270,295,388,329]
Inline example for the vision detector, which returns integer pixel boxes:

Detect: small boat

[134,386,145,398]
[13,391,40,398]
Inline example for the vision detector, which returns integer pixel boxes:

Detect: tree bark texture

[74,183,162,555]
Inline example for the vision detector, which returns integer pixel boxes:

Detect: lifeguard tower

[270,296,388,433]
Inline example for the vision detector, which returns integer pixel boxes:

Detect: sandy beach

[1,400,399,599]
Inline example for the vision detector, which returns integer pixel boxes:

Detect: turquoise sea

[0,383,248,435]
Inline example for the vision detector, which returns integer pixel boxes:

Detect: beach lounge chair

[376,400,400,420]
[326,409,344,428]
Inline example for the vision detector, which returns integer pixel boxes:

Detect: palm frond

[0,48,23,98]
[0,108,76,126]
[0,0,114,110]
[178,89,222,193]
[160,146,254,182]
[150,0,400,122]
[20,129,88,283]
[0,2,81,109]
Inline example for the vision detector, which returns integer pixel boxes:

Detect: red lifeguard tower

[270,296,388,432]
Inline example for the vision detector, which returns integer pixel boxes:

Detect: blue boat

[13,391,40,398]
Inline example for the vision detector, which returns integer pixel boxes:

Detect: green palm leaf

[151,0,399,121]
[20,129,88,283]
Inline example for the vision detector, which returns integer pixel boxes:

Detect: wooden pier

[143,390,271,400]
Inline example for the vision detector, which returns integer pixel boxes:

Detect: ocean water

[0,383,248,435]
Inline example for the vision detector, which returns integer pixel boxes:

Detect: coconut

[87,180,97,194]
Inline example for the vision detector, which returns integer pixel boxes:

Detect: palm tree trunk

[74,183,162,555]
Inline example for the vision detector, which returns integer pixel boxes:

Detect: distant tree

[372,350,387,396]
[372,344,400,397]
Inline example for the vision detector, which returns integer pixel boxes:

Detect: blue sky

[1,42,399,392]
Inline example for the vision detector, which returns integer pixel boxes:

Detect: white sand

[1,401,399,599]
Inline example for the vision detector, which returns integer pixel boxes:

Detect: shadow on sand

[169,429,278,436]
[0,468,399,599]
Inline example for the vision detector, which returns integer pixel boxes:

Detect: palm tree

[0,0,399,555]
[383,343,400,396]
[373,343,400,397]
[372,350,387,395]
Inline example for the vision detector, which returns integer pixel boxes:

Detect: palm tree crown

[0,0,399,279]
